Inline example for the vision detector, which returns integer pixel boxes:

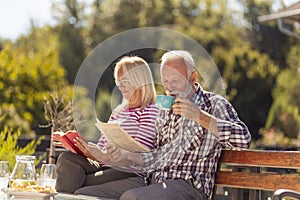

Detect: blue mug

[156,95,175,109]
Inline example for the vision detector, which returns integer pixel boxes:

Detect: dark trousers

[75,176,208,200]
[55,151,137,193]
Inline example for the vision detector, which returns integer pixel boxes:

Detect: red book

[59,131,86,156]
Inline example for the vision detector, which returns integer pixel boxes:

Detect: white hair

[160,50,195,76]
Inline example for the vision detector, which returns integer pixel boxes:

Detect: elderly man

[75,50,251,200]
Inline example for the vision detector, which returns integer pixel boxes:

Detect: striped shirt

[141,85,251,200]
[97,103,159,152]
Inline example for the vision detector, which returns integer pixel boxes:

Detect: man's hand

[172,97,219,137]
[172,97,200,122]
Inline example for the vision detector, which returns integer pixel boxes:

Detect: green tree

[84,0,110,49]
[239,0,291,68]
[239,0,300,140]
[0,28,67,135]
[95,87,126,120]
[265,45,300,138]
[170,0,279,138]
[51,0,87,84]
[213,43,278,139]
[85,0,176,46]
[35,0,293,141]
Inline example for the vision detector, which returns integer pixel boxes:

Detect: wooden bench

[214,149,300,200]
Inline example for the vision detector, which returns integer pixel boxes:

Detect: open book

[54,130,86,156]
[95,118,150,152]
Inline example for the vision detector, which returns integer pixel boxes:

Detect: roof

[258,1,300,23]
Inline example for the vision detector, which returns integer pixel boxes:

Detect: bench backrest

[215,149,300,199]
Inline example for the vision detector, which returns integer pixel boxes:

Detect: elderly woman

[54,56,158,193]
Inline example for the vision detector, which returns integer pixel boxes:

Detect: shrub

[0,127,44,171]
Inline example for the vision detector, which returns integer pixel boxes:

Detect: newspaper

[95,118,149,152]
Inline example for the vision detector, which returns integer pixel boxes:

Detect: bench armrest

[273,189,300,200]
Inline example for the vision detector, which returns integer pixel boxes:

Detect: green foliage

[51,0,87,83]
[239,0,290,68]
[95,90,114,123]
[0,28,67,135]
[0,0,299,146]
[169,0,280,138]
[212,42,279,138]
[254,128,300,149]
[0,127,44,171]
[71,85,99,141]
[47,0,296,140]
[265,45,300,138]
[56,25,86,84]
[95,88,126,121]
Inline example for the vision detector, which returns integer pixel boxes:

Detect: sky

[0,0,299,41]
[0,0,54,40]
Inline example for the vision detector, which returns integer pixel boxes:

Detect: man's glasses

[115,79,131,87]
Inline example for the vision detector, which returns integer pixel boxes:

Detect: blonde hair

[114,56,156,108]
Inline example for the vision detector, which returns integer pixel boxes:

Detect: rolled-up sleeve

[217,119,251,148]
[212,96,251,148]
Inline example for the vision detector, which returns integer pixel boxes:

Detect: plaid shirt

[141,85,251,199]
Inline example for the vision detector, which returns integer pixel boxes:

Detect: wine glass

[38,164,57,188]
[0,161,10,197]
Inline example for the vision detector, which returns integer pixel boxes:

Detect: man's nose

[166,82,175,91]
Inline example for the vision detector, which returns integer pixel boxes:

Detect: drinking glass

[38,164,57,188]
[0,161,9,198]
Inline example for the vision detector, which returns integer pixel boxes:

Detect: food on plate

[9,179,56,193]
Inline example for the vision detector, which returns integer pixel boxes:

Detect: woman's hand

[74,137,109,163]
[107,144,131,166]
[107,145,145,167]
[52,131,68,149]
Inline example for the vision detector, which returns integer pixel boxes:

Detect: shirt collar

[192,83,202,103]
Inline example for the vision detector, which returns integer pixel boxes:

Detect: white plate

[9,190,57,199]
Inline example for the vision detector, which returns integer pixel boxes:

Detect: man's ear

[190,71,198,84]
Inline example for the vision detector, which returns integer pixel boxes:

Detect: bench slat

[219,149,300,168]
[215,171,300,191]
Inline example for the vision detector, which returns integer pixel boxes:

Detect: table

[53,193,115,200]
[4,192,115,200]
